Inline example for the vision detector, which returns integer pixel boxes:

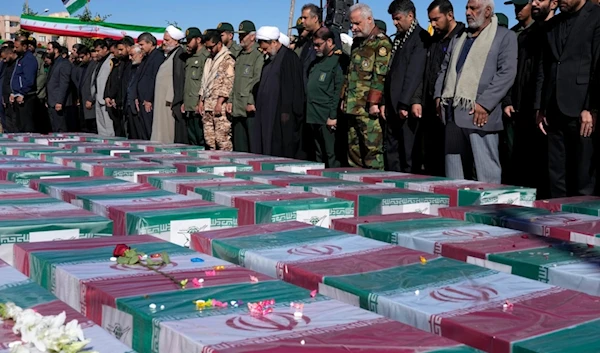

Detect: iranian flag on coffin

[142,143,206,154]
[75,144,144,156]
[113,139,161,148]
[229,155,293,164]
[306,167,374,178]
[247,159,325,173]
[30,175,131,195]
[39,152,105,164]
[0,180,48,200]
[333,187,450,216]
[76,159,159,175]
[176,178,272,196]
[535,196,600,216]
[305,181,391,195]
[0,165,89,186]
[84,136,128,143]
[139,172,226,192]
[439,205,600,245]
[136,155,205,167]
[94,163,178,182]
[31,136,86,145]
[53,181,158,204]
[110,197,237,244]
[69,189,176,213]
[275,246,600,353]
[223,170,297,180]
[174,161,253,176]
[346,217,524,259]
[182,181,281,202]
[234,191,354,227]
[121,152,191,161]
[262,176,360,190]
[193,150,259,160]
[394,179,536,207]
[0,156,36,163]
[0,198,113,264]
[0,260,136,353]
[4,145,71,158]
[190,221,313,255]
[365,173,450,187]
[191,224,396,287]
[332,212,436,233]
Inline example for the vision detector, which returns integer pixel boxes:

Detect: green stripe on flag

[211,227,349,264]
[116,280,316,353]
[513,319,600,353]
[358,218,470,244]
[0,280,57,308]
[323,257,492,310]
[488,243,595,281]
[30,242,188,289]
[562,201,600,216]
[21,14,166,34]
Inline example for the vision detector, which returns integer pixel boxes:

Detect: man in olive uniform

[307,27,344,168]
[183,28,210,146]
[290,17,308,57]
[227,20,264,152]
[343,3,392,169]
[496,13,510,27]
[216,22,243,58]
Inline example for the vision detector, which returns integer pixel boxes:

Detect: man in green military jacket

[217,22,243,58]
[226,20,264,152]
[306,27,343,168]
[182,27,210,146]
[342,3,392,170]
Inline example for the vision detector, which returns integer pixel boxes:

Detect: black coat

[384,25,429,115]
[47,57,73,107]
[503,21,545,112]
[170,46,189,144]
[536,1,600,116]
[134,48,164,104]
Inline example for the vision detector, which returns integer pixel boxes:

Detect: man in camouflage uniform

[342,4,392,169]
[198,30,235,151]
[183,27,210,146]
[227,20,264,152]
[216,23,243,58]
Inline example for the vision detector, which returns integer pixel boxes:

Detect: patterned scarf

[389,19,418,65]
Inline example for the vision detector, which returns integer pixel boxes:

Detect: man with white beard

[435,0,517,183]
[252,26,305,158]
[151,25,188,143]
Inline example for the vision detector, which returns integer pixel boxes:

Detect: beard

[467,13,486,29]
[532,7,550,20]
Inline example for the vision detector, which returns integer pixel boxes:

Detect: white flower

[64,319,85,342]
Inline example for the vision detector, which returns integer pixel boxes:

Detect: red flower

[113,244,130,257]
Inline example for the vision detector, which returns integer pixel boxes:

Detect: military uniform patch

[378,47,388,57]
[239,23,244,31]
[217,23,223,29]
[362,60,370,68]
[319,72,327,82]
[186,29,190,36]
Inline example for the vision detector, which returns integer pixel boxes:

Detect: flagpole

[288,0,295,38]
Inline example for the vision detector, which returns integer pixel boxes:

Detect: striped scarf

[389,20,418,66]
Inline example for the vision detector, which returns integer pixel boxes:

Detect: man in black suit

[382,0,428,172]
[46,42,72,132]
[536,0,600,197]
[133,32,164,140]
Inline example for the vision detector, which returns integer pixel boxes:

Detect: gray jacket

[47,57,73,107]
[435,25,517,132]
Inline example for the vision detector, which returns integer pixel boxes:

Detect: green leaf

[161,252,171,264]
[128,256,139,265]
[117,257,129,265]
[125,249,137,258]
[146,258,155,266]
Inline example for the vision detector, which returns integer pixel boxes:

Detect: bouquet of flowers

[0,302,96,353]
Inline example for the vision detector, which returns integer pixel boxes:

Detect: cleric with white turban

[165,25,185,41]
[256,26,280,41]
[279,33,290,48]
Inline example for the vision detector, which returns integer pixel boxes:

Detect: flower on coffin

[204,270,216,277]
[111,245,183,289]
[247,299,275,317]
[191,278,204,288]
[0,302,95,353]
[419,256,427,264]
[250,276,259,284]
[214,265,225,271]
[194,299,228,311]
[310,290,317,298]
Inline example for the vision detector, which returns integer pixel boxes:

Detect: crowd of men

[0,0,598,198]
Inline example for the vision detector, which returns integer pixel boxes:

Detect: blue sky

[7,0,516,35]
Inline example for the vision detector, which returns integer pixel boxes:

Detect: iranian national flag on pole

[62,0,88,15]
